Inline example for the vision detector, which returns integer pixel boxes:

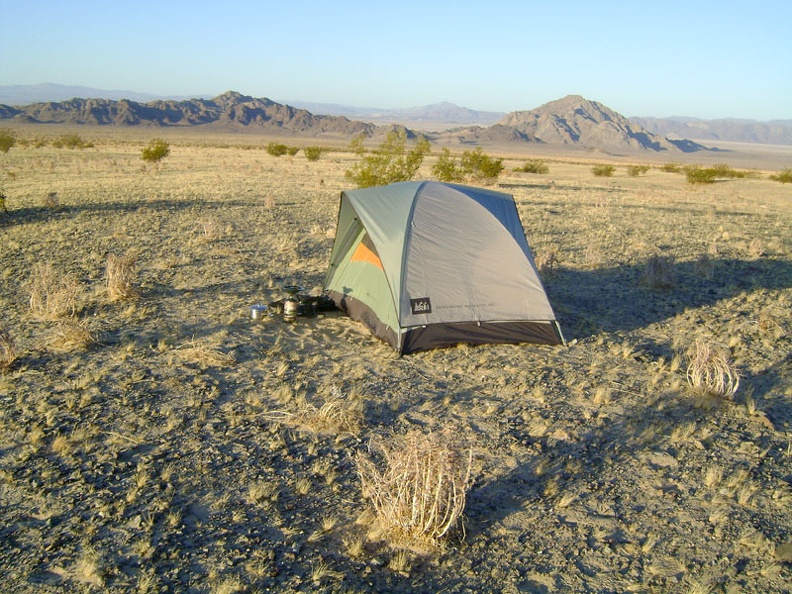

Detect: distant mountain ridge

[1,83,788,146]
[629,116,792,146]
[0,83,199,105]
[0,91,375,137]
[496,95,704,152]
[429,95,707,153]
[286,99,505,127]
[0,88,706,153]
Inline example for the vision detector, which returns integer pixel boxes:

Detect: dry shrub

[294,393,363,438]
[694,253,715,279]
[174,339,236,369]
[535,249,559,277]
[47,321,95,353]
[196,216,225,242]
[686,338,740,399]
[106,252,138,301]
[0,324,17,373]
[748,238,766,258]
[27,262,83,319]
[641,254,675,289]
[356,429,473,549]
[44,191,60,209]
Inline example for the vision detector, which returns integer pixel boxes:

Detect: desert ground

[1,126,791,593]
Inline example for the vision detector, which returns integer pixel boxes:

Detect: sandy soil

[1,128,791,593]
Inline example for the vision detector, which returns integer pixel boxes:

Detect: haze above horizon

[1,0,789,121]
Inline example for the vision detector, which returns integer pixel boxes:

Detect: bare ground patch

[0,133,790,592]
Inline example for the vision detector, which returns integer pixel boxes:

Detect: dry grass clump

[686,338,740,399]
[196,216,227,242]
[356,429,473,549]
[105,252,138,301]
[46,321,95,353]
[293,387,364,438]
[173,339,236,369]
[44,191,60,209]
[27,262,83,319]
[641,254,675,289]
[535,248,560,277]
[0,324,17,373]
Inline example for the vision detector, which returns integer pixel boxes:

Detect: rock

[774,542,792,563]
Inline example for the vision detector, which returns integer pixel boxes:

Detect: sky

[1,0,790,120]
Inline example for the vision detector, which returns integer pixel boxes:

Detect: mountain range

[0,85,766,153]
[1,84,789,146]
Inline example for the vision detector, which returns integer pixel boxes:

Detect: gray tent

[323,181,564,354]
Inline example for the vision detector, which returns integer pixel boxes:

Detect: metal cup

[250,304,267,320]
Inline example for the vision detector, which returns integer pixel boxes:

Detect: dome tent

[323,181,564,354]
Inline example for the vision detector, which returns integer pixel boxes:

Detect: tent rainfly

[323,181,564,354]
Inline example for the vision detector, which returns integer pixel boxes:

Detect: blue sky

[1,0,789,120]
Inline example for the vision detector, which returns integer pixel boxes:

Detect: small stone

[774,542,792,563]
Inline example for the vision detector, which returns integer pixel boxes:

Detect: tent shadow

[545,256,792,340]
[465,393,730,539]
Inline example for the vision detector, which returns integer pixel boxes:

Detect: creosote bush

[591,164,616,177]
[304,146,324,161]
[516,159,549,174]
[432,148,465,183]
[141,138,170,163]
[53,133,93,149]
[686,338,740,399]
[266,143,289,157]
[432,146,504,184]
[627,165,650,177]
[686,166,717,184]
[460,147,504,184]
[660,162,681,173]
[769,169,792,183]
[356,429,473,548]
[346,130,430,188]
[0,127,17,153]
[685,164,752,185]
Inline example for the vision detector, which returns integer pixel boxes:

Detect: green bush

[712,163,752,179]
[685,166,717,184]
[0,128,16,154]
[516,159,549,174]
[660,162,681,173]
[345,130,431,188]
[304,146,324,162]
[141,138,170,163]
[432,148,465,182]
[266,142,289,157]
[770,168,792,183]
[287,146,300,157]
[592,164,615,177]
[460,147,504,184]
[627,165,650,177]
[54,133,93,149]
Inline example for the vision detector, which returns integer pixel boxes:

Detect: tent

[323,181,564,354]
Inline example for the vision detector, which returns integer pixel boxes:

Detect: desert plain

[0,126,791,593]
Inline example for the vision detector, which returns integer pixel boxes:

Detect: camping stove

[282,285,303,323]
